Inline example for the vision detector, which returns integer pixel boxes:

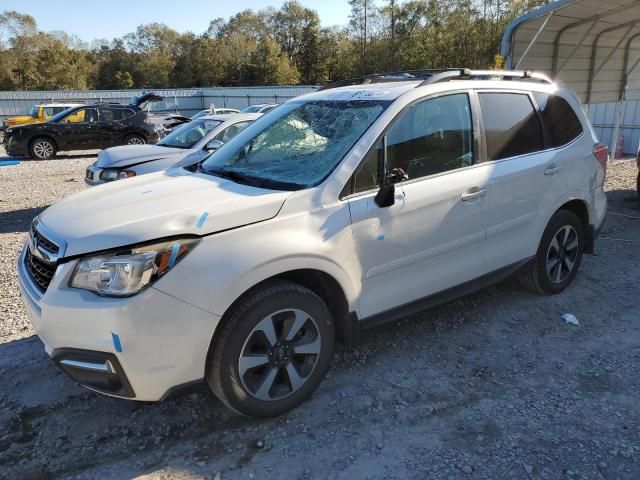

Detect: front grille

[31,224,59,255]
[24,248,57,293]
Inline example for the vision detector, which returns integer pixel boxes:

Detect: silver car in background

[85,113,260,185]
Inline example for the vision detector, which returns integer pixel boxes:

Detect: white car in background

[192,108,240,119]
[241,104,278,114]
[85,113,259,185]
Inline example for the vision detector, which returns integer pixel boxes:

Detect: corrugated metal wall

[587,100,640,156]
[0,86,317,120]
[3,86,638,155]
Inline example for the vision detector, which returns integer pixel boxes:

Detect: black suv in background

[3,93,162,160]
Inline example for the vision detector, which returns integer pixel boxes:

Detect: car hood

[7,115,35,125]
[39,170,290,257]
[96,145,187,168]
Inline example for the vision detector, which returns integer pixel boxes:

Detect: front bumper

[16,244,221,401]
[4,135,29,156]
[84,164,106,186]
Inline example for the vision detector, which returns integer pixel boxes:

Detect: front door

[55,108,102,150]
[348,92,491,319]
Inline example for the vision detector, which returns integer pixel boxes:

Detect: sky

[1,0,353,42]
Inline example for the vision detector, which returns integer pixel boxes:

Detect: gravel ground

[1,149,640,480]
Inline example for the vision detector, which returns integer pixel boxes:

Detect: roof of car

[37,103,84,107]
[299,75,564,103]
[297,81,424,102]
[199,113,262,122]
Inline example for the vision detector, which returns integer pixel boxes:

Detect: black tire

[123,134,146,145]
[518,209,584,295]
[636,169,639,196]
[29,137,57,160]
[207,280,335,418]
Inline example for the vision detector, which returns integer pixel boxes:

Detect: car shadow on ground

[0,151,98,162]
[0,206,48,234]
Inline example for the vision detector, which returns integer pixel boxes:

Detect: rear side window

[479,93,543,161]
[533,92,583,147]
[100,109,127,122]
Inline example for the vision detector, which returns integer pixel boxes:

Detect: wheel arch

[558,198,590,228]
[210,268,357,353]
[557,198,593,253]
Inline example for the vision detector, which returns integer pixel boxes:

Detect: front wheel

[29,137,57,160]
[518,210,584,295]
[207,280,335,418]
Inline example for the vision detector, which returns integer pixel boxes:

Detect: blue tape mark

[377,234,385,241]
[0,160,20,167]
[111,332,123,353]
[168,242,180,268]
[196,211,209,228]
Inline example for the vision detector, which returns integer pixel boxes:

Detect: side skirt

[355,257,534,332]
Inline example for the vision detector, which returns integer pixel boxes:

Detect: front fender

[152,202,362,318]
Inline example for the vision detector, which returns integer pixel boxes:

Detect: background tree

[0,1,550,91]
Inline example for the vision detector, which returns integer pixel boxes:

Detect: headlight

[70,238,200,297]
[99,168,136,181]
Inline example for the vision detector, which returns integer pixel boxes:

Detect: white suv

[17,69,607,417]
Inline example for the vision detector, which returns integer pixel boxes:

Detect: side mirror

[204,139,224,151]
[374,168,407,208]
[375,183,395,208]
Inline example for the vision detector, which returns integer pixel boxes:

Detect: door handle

[544,165,561,176]
[461,188,487,202]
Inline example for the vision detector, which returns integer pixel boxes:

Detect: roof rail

[419,69,554,86]
[319,68,554,91]
[318,69,458,91]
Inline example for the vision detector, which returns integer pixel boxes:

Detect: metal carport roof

[501,0,640,105]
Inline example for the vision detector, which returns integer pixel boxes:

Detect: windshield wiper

[201,167,304,191]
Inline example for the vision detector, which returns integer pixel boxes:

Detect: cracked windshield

[202,100,388,189]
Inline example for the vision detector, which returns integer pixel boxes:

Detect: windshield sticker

[331,90,391,100]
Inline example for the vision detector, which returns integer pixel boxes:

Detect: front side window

[353,139,383,193]
[479,93,543,161]
[351,93,474,193]
[62,108,97,124]
[202,100,388,190]
[386,93,474,179]
[157,119,222,149]
[213,121,252,143]
[533,92,583,147]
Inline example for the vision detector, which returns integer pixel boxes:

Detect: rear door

[479,91,568,269]
[96,108,129,147]
[347,92,492,318]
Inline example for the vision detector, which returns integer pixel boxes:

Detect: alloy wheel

[545,225,579,284]
[238,308,321,401]
[33,141,53,158]
[127,136,145,145]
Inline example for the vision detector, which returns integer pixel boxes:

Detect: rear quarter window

[533,92,583,147]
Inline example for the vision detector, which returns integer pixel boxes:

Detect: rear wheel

[123,134,146,145]
[518,210,584,295]
[29,137,57,160]
[207,280,335,418]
